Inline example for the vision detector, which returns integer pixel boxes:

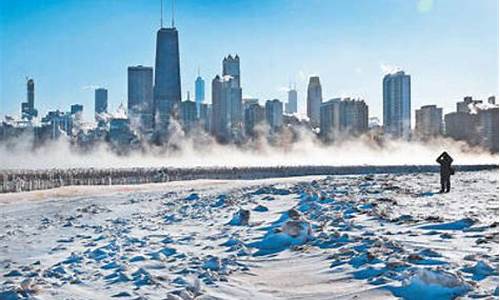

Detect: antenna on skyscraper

[160,0,164,28]
[197,66,200,77]
[171,0,175,28]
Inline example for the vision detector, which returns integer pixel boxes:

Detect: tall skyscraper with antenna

[154,0,181,137]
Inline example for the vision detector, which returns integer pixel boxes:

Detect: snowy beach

[0,170,498,299]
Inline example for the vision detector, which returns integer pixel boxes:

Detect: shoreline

[0,164,497,194]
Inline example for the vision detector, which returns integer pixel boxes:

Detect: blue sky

[0,0,498,121]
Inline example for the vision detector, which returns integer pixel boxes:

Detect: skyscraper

[195,73,205,116]
[383,71,411,139]
[181,95,197,133]
[211,74,242,142]
[94,88,108,119]
[477,107,499,152]
[415,105,443,139]
[244,103,265,137]
[128,65,154,132]
[21,78,38,120]
[265,99,284,130]
[286,87,298,114]
[154,24,181,134]
[223,55,240,87]
[211,55,243,142]
[307,76,322,127]
[70,104,83,115]
[320,98,368,141]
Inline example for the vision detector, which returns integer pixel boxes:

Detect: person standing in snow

[436,151,454,193]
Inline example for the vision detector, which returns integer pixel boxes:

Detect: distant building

[286,88,298,114]
[181,97,197,132]
[244,103,265,137]
[41,110,73,138]
[320,98,368,141]
[211,74,242,141]
[477,107,499,152]
[199,103,210,131]
[415,105,443,139]
[457,96,482,113]
[154,26,182,134]
[307,76,322,127]
[21,78,38,120]
[94,88,108,118]
[383,71,411,139]
[109,118,133,149]
[445,112,478,143]
[211,55,243,142]
[243,98,259,111]
[70,104,83,115]
[265,99,284,130]
[445,96,499,152]
[128,65,154,132]
[195,74,205,116]
[223,54,240,87]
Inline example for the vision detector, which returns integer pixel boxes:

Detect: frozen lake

[0,170,498,299]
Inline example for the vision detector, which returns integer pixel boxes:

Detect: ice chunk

[419,218,475,231]
[389,269,470,300]
[227,209,250,226]
[461,261,498,281]
[185,193,199,201]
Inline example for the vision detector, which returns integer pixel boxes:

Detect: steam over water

[0,131,497,169]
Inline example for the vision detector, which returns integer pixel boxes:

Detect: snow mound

[227,209,250,226]
[390,269,471,300]
[250,220,313,256]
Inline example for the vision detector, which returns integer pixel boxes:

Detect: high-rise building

[415,105,443,139]
[181,98,197,133]
[286,88,298,114]
[243,98,259,111]
[320,98,368,141]
[445,96,499,153]
[211,74,242,142]
[223,55,240,87]
[21,78,38,120]
[41,110,73,139]
[445,112,478,143]
[70,104,83,115]
[199,103,210,131]
[211,55,243,142]
[477,107,499,152]
[383,71,411,139]
[195,73,205,116]
[109,118,133,149]
[307,76,322,127]
[457,96,482,113]
[94,88,108,118]
[128,65,154,132]
[265,99,284,130]
[154,25,181,133]
[244,103,265,137]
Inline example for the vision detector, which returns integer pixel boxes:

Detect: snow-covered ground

[0,170,498,299]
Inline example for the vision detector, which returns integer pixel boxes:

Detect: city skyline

[0,0,498,122]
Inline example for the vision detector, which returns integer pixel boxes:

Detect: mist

[0,126,497,170]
